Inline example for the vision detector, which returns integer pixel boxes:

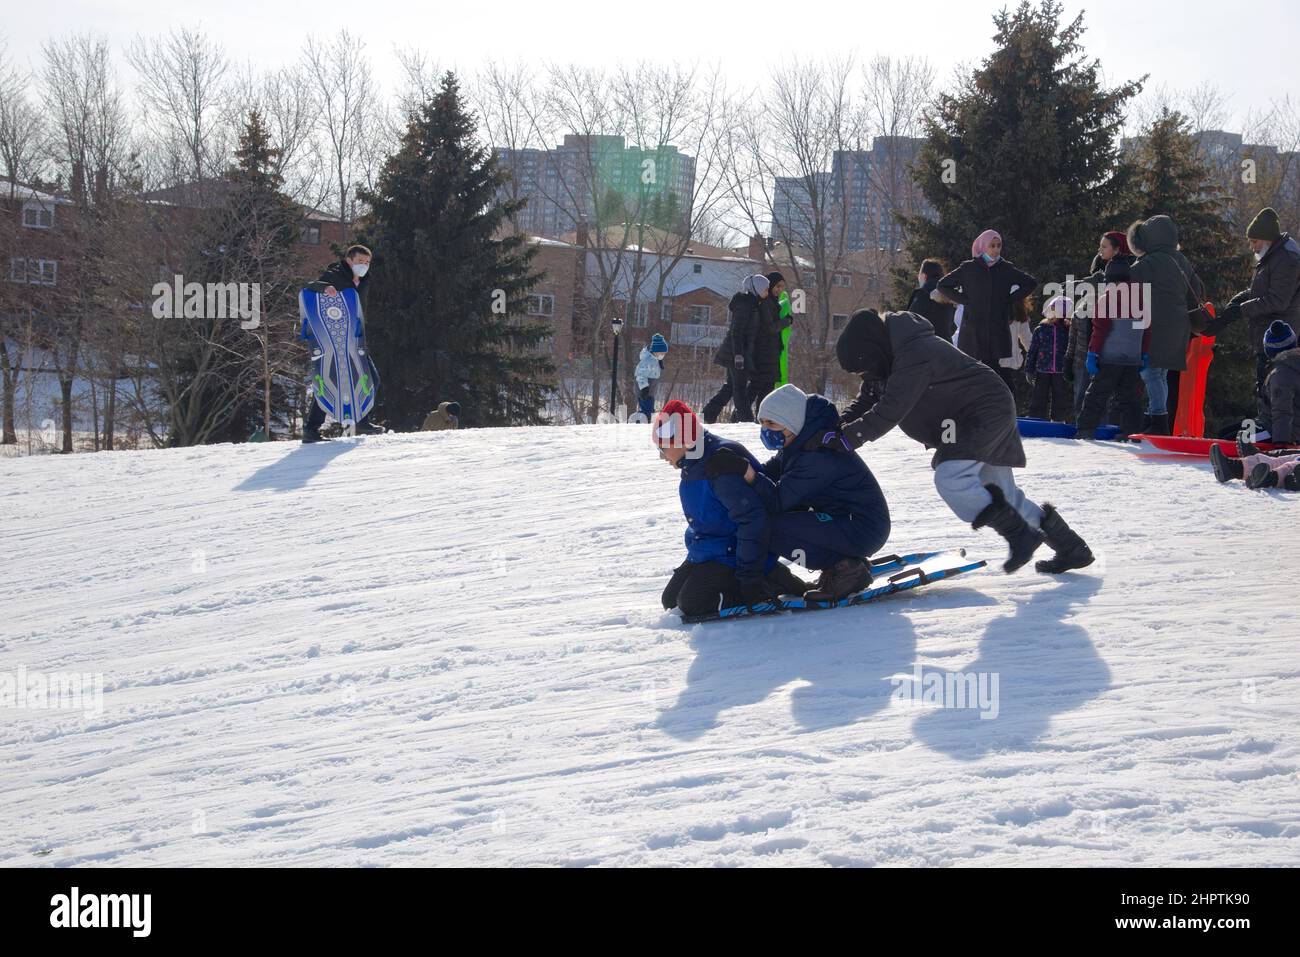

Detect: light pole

[610,315,623,416]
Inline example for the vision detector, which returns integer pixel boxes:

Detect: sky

[4,0,1298,137]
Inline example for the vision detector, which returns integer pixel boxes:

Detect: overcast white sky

[5,0,1298,136]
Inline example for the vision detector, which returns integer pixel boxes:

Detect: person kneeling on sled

[1209,320,1300,489]
[705,384,891,601]
[654,400,806,616]
[634,334,669,421]
[833,309,1094,574]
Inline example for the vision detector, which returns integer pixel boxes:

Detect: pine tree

[1130,110,1254,424]
[896,0,1143,304]
[358,72,553,429]
[175,109,299,444]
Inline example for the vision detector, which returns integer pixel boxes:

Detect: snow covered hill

[2,424,1298,866]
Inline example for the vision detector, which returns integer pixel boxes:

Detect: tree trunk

[60,376,74,453]
[0,340,16,445]
[104,372,116,451]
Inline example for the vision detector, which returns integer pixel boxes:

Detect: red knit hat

[650,399,701,448]
[1103,230,1131,257]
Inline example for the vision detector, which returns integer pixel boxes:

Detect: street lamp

[610,315,624,417]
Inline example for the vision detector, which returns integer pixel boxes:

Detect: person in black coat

[906,259,956,342]
[830,309,1094,576]
[749,271,791,408]
[702,274,770,424]
[935,229,1037,375]
[302,244,376,441]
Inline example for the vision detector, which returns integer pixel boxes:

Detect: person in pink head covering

[935,229,1038,393]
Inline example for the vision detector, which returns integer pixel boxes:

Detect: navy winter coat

[752,394,890,543]
[1025,321,1069,375]
[678,432,770,580]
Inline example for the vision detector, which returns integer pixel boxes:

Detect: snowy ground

[2,423,1298,867]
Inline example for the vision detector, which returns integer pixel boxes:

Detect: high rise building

[496,135,696,239]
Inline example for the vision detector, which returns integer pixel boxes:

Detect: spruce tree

[168,109,299,445]
[358,72,553,430]
[1131,110,1254,423]
[896,0,1143,304]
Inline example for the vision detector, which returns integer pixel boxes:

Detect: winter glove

[733,354,745,371]
[1139,353,1149,372]
[1085,352,1100,377]
[803,429,853,453]
[737,577,781,609]
[1217,302,1243,325]
[704,448,749,480]
[1202,307,1238,336]
[1063,362,1075,383]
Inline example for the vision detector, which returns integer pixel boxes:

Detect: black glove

[803,429,852,453]
[1206,303,1242,334]
[705,448,749,479]
[737,577,780,609]
[1063,362,1075,383]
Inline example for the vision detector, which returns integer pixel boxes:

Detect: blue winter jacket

[752,394,891,549]
[678,432,771,581]
[1025,320,1069,374]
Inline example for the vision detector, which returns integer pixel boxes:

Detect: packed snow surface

[1,424,1297,866]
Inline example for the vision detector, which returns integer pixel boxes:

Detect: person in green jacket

[768,272,794,388]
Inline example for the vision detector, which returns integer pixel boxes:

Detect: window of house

[832,273,852,288]
[832,313,848,332]
[299,223,321,244]
[32,260,57,285]
[660,300,673,323]
[690,304,710,324]
[22,203,54,229]
[8,258,25,283]
[527,293,555,317]
[692,263,702,274]
[632,301,649,327]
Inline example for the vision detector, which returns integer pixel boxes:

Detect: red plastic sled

[1130,435,1287,457]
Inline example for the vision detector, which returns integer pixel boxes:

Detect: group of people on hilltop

[649,204,1300,618]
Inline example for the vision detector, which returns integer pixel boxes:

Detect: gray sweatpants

[933,460,1043,528]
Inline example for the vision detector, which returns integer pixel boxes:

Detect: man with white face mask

[303,244,379,441]
[1205,207,1300,397]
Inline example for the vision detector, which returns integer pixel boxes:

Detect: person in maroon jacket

[1074,256,1151,438]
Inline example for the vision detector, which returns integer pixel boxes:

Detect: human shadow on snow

[234,440,354,494]
[655,585,1000,741]
[910,574,1107,760]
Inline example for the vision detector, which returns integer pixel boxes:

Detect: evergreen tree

[896,0,1143,305]
[358,72,553,429]
[1130,109,1253,423]
[173,109,299,444]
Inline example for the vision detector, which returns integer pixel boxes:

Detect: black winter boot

[767,561,811,598]
[1034,504,1096,574]
[1246,462,1278,489]
[1284,472,1300,492]
[805,557,873,601]
[1235,435,1261,458]
[972,484,1043,573]
[1149,413,1170,436]
[1209,443,1244,483]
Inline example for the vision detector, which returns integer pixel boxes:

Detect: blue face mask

[760,427,787,451]
[981,252,999,265]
